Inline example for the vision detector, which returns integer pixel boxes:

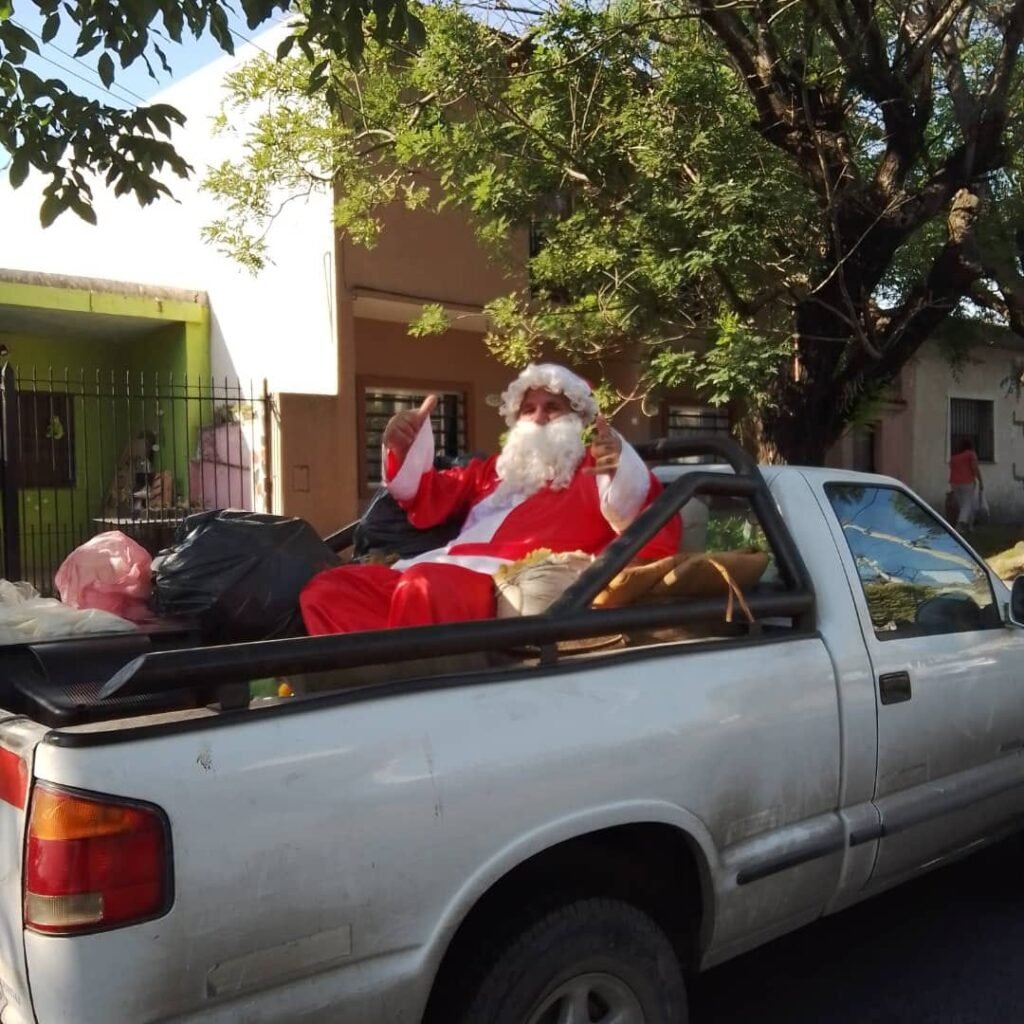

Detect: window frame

[356,376,473,499]
[19,387,76,489]
[659,403,732,465]
[824,481,1002,641]
[948,395,996,464]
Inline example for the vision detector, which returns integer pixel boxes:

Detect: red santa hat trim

[499,363,600,427]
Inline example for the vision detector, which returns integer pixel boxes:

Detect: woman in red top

[949,436,984,529]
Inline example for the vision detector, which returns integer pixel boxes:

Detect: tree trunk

[733,408,785,465]
[759,403,835,466]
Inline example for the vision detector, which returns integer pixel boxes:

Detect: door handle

[879,671,912,705]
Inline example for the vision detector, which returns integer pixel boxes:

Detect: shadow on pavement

[689,835,1024,1023]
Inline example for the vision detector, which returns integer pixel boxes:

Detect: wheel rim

[524,970,646,1024]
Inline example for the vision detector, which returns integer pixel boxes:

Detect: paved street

[689,836,1024,1023]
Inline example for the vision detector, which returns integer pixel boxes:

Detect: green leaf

[0,0,13,20]
[148,102,185,126]
[153,42,172,75]
[39,193,63,228]
[41,13,60,42]
[343,8,365,66]
[209,5,235,54]
[98,52,115,88]
[409,303,450,336]
[162,3,184,42]
[276,33,295,60]
[9,152,29,189]
[69,194,98,224]
[18,67,45,102]
[3,23,39,53]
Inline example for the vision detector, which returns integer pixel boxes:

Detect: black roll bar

[100,591,813,699]
[551,435,812,614]
[100,433,815,701]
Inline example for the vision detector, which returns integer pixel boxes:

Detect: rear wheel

[452,897,688,1024]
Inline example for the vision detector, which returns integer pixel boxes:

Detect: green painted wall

[2,317,212,593]
[0,280,213,592]
[2,327,195,586]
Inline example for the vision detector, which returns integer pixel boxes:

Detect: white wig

[499,363,599,427]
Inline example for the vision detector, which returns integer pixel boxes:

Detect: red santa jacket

[384,426,680,573]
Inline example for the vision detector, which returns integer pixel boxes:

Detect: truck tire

[453,897,688,1024]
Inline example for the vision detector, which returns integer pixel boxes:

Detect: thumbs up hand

[383,394,437,461]
[587,415,622,476]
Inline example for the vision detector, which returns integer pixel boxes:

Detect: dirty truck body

[1,437,1022,1024]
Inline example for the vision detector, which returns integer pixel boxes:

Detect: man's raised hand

[587,415,622,476]
[383,394,437,460]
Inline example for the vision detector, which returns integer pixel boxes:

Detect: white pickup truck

[2,436,1023,1024]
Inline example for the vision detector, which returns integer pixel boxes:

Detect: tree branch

[868,187,984,375]
[900,0,973,82]
[938,24,977,137]
[985,0,1024,122]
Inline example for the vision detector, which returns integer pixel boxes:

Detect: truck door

[820,481,1024,888]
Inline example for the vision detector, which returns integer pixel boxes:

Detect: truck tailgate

[0,714,46,1024]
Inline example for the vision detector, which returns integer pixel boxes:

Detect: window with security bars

[664,404,731,463]
[949,398,994,462]
[20,388,76,488]
[363,387,467,492]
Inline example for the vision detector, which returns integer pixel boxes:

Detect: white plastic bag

[978,491,991,523]
[0,579,137,646]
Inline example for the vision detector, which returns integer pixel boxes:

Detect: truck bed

[2,435,813,732]
[1,619,205,727]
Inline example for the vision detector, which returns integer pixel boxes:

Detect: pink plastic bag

[55,531,153,622]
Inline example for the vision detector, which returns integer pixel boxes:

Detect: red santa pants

[300,562,497,636]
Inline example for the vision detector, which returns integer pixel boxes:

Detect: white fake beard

[494,414,586,500]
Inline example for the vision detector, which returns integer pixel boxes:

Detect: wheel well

[422,822,706,1024]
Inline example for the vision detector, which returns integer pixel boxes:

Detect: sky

[10,2,292,108]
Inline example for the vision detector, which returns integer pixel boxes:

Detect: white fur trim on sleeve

[597,434,650,533]
[383,419,434,501]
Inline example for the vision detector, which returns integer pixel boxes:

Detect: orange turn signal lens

[28,784,149,841]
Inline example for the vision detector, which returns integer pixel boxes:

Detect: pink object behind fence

[55,531,154,622]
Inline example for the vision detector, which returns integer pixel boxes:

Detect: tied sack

[494,549,594,618]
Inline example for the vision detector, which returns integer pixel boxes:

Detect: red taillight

[0,748,28,809]
[24,783,171,934]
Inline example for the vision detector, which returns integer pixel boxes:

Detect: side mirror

[1010,577,1024,627]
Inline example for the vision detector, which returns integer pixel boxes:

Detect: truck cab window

[825,484,999,639]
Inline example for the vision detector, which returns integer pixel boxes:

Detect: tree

[0,0,419,223]
[208,0,1024,464]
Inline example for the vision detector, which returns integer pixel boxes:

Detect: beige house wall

[828,344,1024,521]
[909,344,1024,520]
[827,369,914,481]
[275,392,350,534]
[274,189,713,527]
[340,189,530,307]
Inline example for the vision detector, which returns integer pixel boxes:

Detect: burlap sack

[594,549,770,608]
[494,549,594,618]
[650,549,769,599]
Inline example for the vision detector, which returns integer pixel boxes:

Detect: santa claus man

[300,363,680,635]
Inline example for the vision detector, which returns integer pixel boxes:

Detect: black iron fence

[0,364,272,596]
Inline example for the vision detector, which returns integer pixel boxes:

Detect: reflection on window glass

[826,485,997,638]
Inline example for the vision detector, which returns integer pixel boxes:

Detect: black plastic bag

[352,489,464,561]
[152,511,340,641]
[352,455,468,561]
